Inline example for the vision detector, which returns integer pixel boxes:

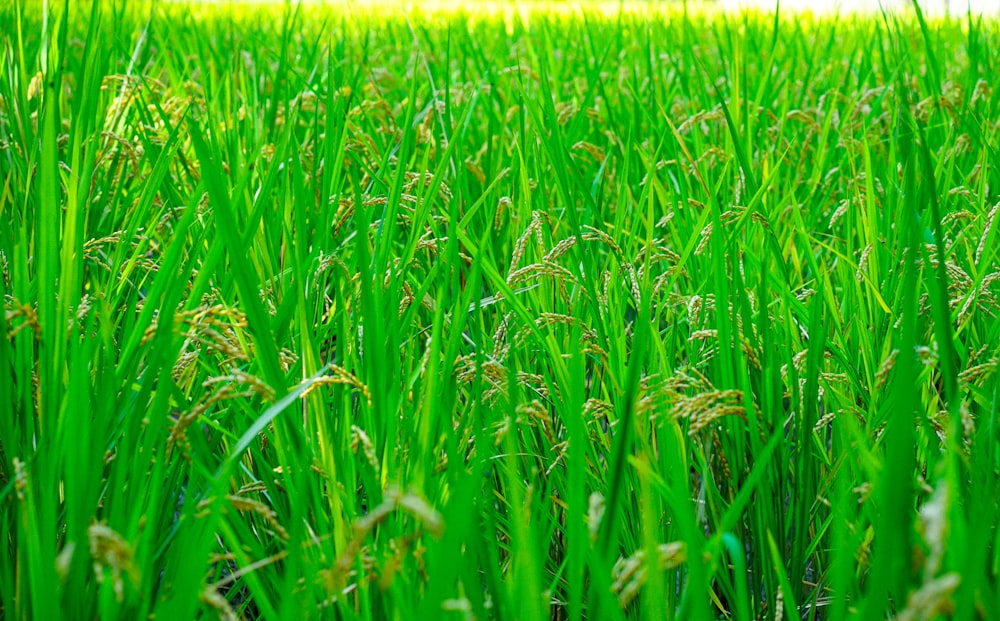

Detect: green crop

[1,1,998,619]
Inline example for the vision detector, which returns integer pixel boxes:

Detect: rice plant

[1,0,998,618]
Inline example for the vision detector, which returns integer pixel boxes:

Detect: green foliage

[1,1,999,618]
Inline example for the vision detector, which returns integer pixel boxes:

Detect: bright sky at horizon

[173,0,1000,13]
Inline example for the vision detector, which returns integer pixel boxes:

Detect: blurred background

[720,0,1000,15]
[171,0,1000,15]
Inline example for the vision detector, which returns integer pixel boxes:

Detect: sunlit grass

[1,0,999,619]
[171,0,1000,18]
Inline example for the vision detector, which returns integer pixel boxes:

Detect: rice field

[1,1,999,619]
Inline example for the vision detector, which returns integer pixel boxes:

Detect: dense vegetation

[1,1,999,618]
